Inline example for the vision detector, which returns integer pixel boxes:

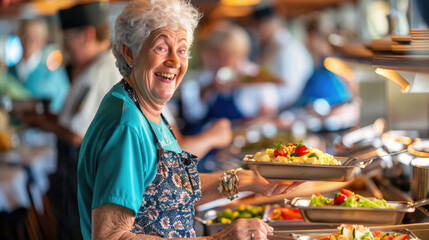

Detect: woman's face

[133,27,189,105]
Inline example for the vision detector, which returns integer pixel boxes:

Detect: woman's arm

[92,203,217,240]
[198,170,302,206]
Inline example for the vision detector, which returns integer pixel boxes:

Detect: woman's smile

[154,72,177,82]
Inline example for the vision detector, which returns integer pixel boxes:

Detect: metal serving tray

[269,227,420,240]
[244,155,356,182]
[288,197,416,225]
[196,205,337,236]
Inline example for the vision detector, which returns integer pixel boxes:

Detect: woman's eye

[178,49,187,55]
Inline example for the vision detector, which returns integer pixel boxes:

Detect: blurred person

[251,3,314,110]
[162,103,233,159]
[78,0,302,239]
[8,18,70,113]
[181,20,281,126]
[180,20,281,171]
[0,56,30,101]
[17,2,121,240]
[297,15,360,131]
[21,2,120,147]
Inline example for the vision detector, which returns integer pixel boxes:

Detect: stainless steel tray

[288,197,416,225]
[270,227,420,240]
[196,205,336,236]
[244,156,356,181]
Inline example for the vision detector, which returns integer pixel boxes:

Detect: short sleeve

[92,125,145,216]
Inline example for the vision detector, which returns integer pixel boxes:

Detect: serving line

[270,222,429,240]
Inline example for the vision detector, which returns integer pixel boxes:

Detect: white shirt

[59,50,121,137]
[260,28,314,109]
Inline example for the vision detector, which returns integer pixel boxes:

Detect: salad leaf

[340,194,359,207]
[356,194,387,208]
[310,194,332,206]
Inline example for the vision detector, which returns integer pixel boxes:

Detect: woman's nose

[165,52,180,68]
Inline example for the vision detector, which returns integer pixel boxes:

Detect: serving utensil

[343,149,407,167]
[406,198,429,209]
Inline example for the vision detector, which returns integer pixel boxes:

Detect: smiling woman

[77,0,302,239]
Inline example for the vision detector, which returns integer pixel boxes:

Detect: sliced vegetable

[341,188,354,198]
[334,193,348,205]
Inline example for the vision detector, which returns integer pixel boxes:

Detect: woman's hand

[237,169,303,196]
[211,218,273,240]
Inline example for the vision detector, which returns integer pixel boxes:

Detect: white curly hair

[112,0,201,76]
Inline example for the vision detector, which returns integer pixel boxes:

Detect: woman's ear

[121,43,134,67]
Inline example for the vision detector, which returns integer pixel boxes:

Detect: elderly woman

[77,0,300,239]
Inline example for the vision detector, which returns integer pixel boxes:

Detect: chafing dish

[286,197,418,225]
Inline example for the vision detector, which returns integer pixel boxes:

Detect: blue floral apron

[120,79,202,238]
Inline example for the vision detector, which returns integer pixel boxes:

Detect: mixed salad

[310,188,395,209]
[247,140,341,165]
[313,224,419,240]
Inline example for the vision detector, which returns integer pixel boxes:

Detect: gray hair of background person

[203,21,251,60]
[112,0,201,77]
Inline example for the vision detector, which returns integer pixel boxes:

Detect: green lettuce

[310,194,333,206]
[356,194,388,208]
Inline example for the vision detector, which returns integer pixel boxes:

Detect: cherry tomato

[295,145,309,156]
[334,193,348,205]
[274,146,288,157]
[373,231,383,237]
[340,188,354,197]
[278,147,288,157]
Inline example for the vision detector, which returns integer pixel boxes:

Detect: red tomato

[278,147,288,157]
[334,193,347,205]
[383,235,394,240]
[395,234,409,240]
[373,231,383,237]
[274,146,288,157]
[295,145,309,156]
[280,206,303,220]
[340,188,354,197]
[315,237,329,240]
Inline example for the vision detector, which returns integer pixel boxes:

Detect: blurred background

[0,0,428,239]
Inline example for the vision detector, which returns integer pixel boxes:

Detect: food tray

[288,197,415,225]
[195,205,270,235]
[244,155,356,181]
[269,227,420,240]
[196,205,338,236]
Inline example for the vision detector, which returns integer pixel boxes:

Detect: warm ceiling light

[211,4,252,18]
[375,68,410,93]
[32,0,75,15]
[221,0,261,7]
[323,57,354,82]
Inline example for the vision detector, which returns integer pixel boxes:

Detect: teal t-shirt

[77,83,181,240]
